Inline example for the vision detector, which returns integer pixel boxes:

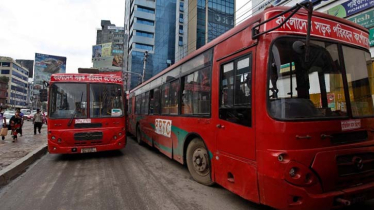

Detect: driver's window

[219,54,252,127]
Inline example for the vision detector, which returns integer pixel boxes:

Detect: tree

[0,76,9,83]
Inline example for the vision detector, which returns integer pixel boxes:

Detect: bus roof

[130,6,369,93]
[50,73,123,84]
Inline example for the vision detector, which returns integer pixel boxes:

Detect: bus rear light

[53,147,56,151]
[114,135,117,140]
[119,132,122,136]
[51,136,56,140]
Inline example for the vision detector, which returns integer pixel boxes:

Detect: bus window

[170,80,180,115]
[182,73,194,114]
[161,83,170,114]
[128,97,132,114]
[135,95,141,114]
[220,55,252,127]
[268,38,348,119]
[141,92,146,114]
[144,91,149,115]
[193,67,211,114]
[49,83,87,119]
[90,83,123,118]
[154,87,161,114]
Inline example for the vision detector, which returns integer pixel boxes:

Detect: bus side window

[220,54,252,127]
[181,73,194,115]
[154,88,161,114]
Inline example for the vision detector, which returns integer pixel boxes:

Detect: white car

[3,111,15,125]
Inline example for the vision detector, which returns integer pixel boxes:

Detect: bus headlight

[51,136,56,140]
[285,161,317,186]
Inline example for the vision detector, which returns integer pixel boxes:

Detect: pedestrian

[9,112,22,142]
[0,107,7,140]
[33,109,43,135]
[15,108,24,136]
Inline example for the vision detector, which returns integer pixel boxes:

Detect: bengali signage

[327,0,374,18]
[34,53,66,86]
[370,28,374,46]
[155,119,172,137]
[265,11,370,48]
[51,74,123,83]
[347,8,374,28]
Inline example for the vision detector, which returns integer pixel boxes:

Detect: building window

[137,18,154,26]
[180,2,184,12]
[179,14,184,23]
[135,43,153,51]
[1,70,10,74]
[179,37,183,46]
[137,6,155,14]
[136,31,154,38]
[1,62,10,67]
[179,25,183,34]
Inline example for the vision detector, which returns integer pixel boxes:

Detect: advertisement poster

[370,28,374,46]
[327,0,374,18]
[101,43,112,57]
[92,45,102,59]
[327,93,336,111]
[34,53,66,85]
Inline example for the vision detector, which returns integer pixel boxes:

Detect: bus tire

[186,138,213,186]
[136,126,143,145]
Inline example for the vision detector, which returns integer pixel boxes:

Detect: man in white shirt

[33,109,43,135]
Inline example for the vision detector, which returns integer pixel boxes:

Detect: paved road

[0,137,373,210]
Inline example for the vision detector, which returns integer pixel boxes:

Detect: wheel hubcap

[192,148,209,176]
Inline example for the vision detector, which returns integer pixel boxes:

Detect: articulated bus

[48,72,126,154]
[128,3,374,210]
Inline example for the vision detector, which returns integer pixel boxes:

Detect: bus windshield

[49,83,124,119]
[268,37,374,120]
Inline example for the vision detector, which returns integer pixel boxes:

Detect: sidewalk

[0,121,47,171]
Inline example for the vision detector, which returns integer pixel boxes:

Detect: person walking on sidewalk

[9,112,22,142]
[0,107,7,141]
[15,108,24,137]
[33,109,43,135]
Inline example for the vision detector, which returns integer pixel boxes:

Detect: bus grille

[336,153,374,176]
[74,132,103,141]
[330,131,368,145]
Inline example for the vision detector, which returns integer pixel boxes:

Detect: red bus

[48,72,126,154]
[127,3,374,210]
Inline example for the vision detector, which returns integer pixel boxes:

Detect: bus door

[214,50,258,201]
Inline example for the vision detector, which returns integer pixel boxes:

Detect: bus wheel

[186,138,213,186]
[136,127,143,145]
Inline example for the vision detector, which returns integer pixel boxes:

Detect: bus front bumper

[48,137,126,154]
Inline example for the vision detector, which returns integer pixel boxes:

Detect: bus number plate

[81,148,97,153]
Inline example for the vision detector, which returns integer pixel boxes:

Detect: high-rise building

[125,0,235,90]
[94,20,125,72]
[0,57,29,108]
[15,60,34,78]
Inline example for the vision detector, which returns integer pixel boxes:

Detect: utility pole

[142,51,148,83]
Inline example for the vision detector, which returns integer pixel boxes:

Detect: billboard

[92,45,102,59]
[34,53,66,85]
[93,56,123,70]
[347,8,374,28]
[101,43,112,57]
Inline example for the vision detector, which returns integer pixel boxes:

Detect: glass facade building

[125,0,235,90]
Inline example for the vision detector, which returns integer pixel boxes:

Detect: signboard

[34,53,66,86]
[341,119,361,131]
[370,28,374,46]
[101,43,112,57]
[155,119,172,137]
[92,45,102,59]
[51,74,123,84]
[347,8,374,28]
[327,0,374,18]
[265,11,370,48]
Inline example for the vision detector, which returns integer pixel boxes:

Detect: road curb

[0,144,48,186]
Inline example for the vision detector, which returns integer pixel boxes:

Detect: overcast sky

[0,0,249,74]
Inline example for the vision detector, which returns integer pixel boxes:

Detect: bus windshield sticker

[155,119,172,137]
[75,119,91,124]
[341,119,361,131]
[111,109,122,117]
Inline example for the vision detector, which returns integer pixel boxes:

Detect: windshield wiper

[67,92,83,126]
